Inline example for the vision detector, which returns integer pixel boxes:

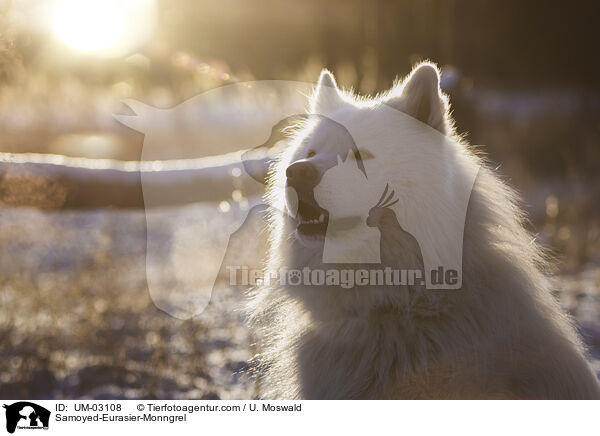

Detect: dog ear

[386,62,449,134]
[310,70,345,115]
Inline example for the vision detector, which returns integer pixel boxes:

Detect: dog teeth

[319,214,325,223]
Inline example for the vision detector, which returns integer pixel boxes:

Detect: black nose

[286,160,318,185]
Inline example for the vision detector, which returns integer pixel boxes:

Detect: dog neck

[322,222,381,264]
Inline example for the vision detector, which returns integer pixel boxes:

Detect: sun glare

[52,0,156,55]
[53,0,124,52]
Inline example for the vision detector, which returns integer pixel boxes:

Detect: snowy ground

[0,203,258,399]
[0,191,598,399]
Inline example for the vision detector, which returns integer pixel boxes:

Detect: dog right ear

[310,70,345,115]
[386,62,450,134]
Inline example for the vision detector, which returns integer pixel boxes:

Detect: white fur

[247,62,600,399]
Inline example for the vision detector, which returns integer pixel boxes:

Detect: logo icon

[3,402,50,434]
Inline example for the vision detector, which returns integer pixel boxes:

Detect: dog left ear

[310,70,345,115]
[386,62,449,134]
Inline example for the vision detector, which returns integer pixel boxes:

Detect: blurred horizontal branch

[0,151,267,209]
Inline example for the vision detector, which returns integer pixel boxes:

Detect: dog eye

[307,150,316,158]
[356,149,374,160]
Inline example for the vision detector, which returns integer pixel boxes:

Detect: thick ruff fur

[247,62,600,399]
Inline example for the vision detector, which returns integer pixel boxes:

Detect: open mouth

[293,193,363,243]
[296,199,329,239]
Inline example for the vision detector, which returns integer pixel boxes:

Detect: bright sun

[53,0,125,52]
[53,0,156,55]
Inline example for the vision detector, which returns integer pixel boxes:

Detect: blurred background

[0,0,599,399]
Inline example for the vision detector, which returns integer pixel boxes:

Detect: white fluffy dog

[247,62,600,399]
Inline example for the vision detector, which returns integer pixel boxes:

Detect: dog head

[275,62,451,250]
